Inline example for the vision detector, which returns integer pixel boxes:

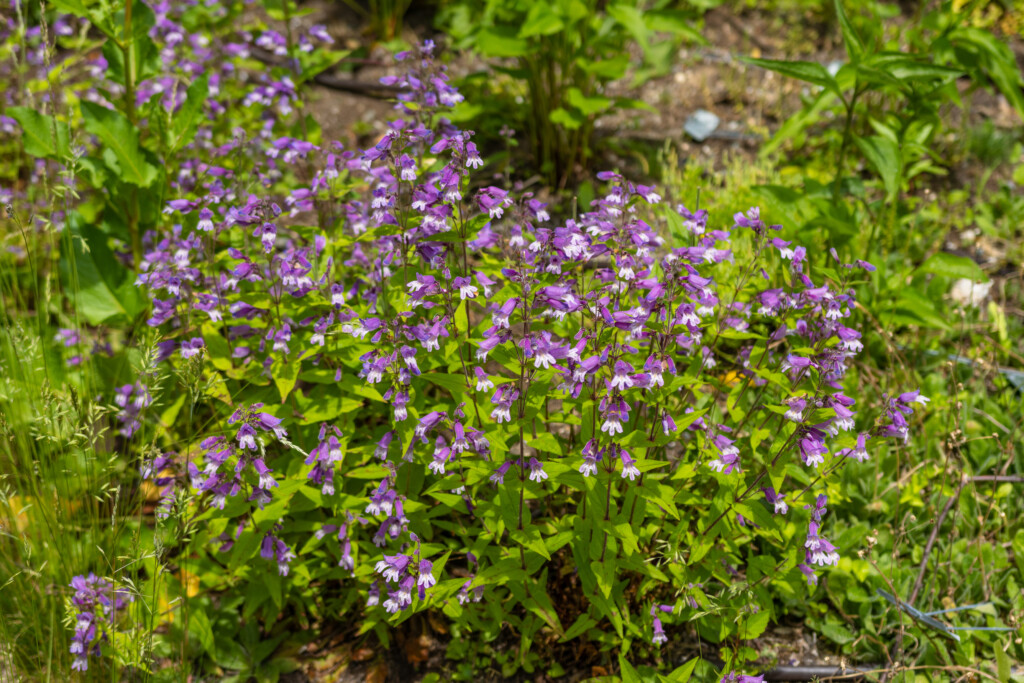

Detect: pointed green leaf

[834,0,864,62]
[743,57,842,99]
[666,658,699,682]
[518,4,564,38]
[918,252,986,282]
[855,134,901,199]
[511,526,550,560]
[61,216,142,324]
[475,26,529,57]
[7,107,71,160]
[170,72,211,153]
[618,654,643,683]
[80,100,158,187]
[274,358,301,402]
[561,613,597,642]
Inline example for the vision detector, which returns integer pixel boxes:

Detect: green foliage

[2,0,1023,680]
[438,0,702,186]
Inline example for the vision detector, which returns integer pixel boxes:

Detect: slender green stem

[831,86,862,207]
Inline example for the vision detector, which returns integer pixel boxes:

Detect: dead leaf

[352,647,375,662]
[405,634,432,664]
[592,666,608,677]
[427,612,448,635]
[364,662,387,683]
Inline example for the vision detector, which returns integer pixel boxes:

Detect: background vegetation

[1,0,1022,681]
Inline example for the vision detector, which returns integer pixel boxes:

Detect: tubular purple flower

[253,458,278,489]
[527,458,547,482]
[375,553,410,582]
[610,360,635,391]
[490,461,512,485]
[763,487,788,515]
[652,617,667,644]
[236,423,258,450]
[375,431,394,459]
[418,560,435,588]
[474,366,493,391]
[619,449,640,480]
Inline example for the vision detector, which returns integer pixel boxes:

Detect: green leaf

[170,72,210,153]
[99,1,160,83]
[561,613,597,642]
[741,609,770,639]
[645,10,705,44]
[61,215,143,324]
[951,27,1024,122]
[50,0,116,37]
[273,359,301,403]
[608,4,650,55]
[566,88,613,116]
[529,431,563,455]
[742,57,841,99]
[855,135,901,199]
[518,4,565,38]
[1012,529,1024,578]
[476,26,529,57]
[421,372,468,396]
[918,252,986,282]
[549,107,585,130]
[294,385,364,422]
[80,101,158,187]
[813,618,855,645]
[834,0,864,62]
[524,579,563,636]
[511,526,550,560]
[580,55,630,80]
[229,531,261,572]
[641,483,680,520]
[188,609,215,652]
[618,654,642,683]
[879,288,953,331]
[666,658,699,682]
[612,522,638,555]
[664,206,687,246]
[866,56,962,83]
[995,646,1011,683]
[7,107,71,160]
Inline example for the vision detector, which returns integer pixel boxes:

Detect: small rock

[684,109,720,142]
[949,278,992,307]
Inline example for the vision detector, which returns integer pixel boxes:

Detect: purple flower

[784,397,806,422]
[619,449,640,480]
[652,617,667,644]
[527,458,547,482]
[763,487,788,515]
[253,458,278,489]
[838,432,870,462]
[490,461,512,485]
[180,337,205,359]
[417,560,436,588]
[610,360,635,391]
[236,423,258,450]
[196,207,214,232]
[799,434,828,468]
[708,434,740,474]
[375,553,410,582]
[720,673,765,683]
[477,187,510,218]
[474,367,493,391]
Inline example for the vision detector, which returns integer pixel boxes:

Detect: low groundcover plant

[133,42,924,678]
